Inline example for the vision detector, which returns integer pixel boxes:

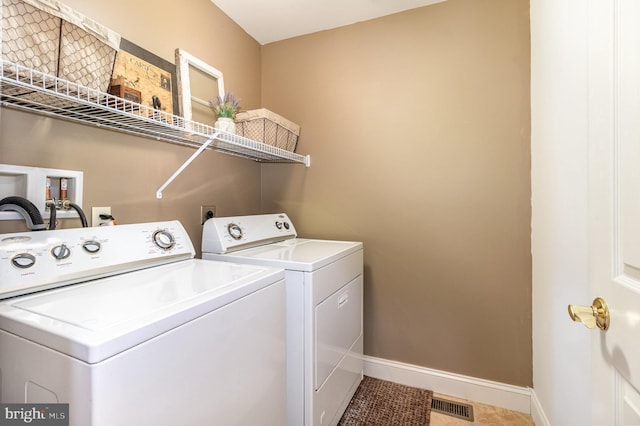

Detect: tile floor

[430,393,535,426]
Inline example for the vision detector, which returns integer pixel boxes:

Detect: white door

[574,0,640,423]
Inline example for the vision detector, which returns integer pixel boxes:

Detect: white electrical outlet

[91,207,112,227]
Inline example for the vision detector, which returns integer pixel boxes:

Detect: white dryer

[202,213,364,426]
[0,221,286,426]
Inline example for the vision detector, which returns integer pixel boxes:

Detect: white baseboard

[530,389,550,426]
[363,355,533,415]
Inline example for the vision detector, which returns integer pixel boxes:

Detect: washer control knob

[11,252,36,269]
[283,222,290,230]
[227,223,243,240]
[51,244,71,260]
[82,240,101,254]
[275,221,283,229]
[153,230,176,250]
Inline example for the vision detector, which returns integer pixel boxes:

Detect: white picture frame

[175,49,225,122]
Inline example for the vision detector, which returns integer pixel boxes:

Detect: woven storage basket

[1,0,120,92]
[235,108,300,152]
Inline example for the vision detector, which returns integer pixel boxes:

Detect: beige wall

[261,0,532,386]
[1,0,532,388]
[0,0,264,252]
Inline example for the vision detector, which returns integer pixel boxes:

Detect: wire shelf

[0,60,310,166]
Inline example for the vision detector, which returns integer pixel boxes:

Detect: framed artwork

[111,39,179,115]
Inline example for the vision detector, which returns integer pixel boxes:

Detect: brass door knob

[568,297,610,330]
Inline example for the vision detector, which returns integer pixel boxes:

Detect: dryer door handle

[338,292,349,308]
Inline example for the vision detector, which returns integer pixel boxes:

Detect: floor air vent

[431,397,474,421]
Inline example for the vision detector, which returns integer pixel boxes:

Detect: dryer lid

[207,238,363,271]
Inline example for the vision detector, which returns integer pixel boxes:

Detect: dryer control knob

[227,223,243,240]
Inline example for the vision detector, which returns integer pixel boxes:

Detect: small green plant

[210,92,241,119]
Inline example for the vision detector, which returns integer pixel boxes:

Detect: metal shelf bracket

[156,132,219,199]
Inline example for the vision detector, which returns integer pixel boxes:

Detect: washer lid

[213,239,363,271]
[0,259,284,364]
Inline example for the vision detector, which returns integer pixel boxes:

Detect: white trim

[363,355,532,414]
[530,388,551,426]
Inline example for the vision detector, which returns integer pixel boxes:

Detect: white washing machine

[0,221,286,426]
[201,213,364,426]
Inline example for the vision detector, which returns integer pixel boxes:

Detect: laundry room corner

[260,0,532,389]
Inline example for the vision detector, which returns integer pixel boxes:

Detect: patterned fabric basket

[235,108,300,152]
[1,0,120,91]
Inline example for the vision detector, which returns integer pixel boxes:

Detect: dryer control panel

[202,213,297,254]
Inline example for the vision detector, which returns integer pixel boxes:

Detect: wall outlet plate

[200,205,216,225]
[92,206,112,227]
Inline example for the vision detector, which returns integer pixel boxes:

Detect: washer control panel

[0,220,195,300]
[202,213,297,254]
